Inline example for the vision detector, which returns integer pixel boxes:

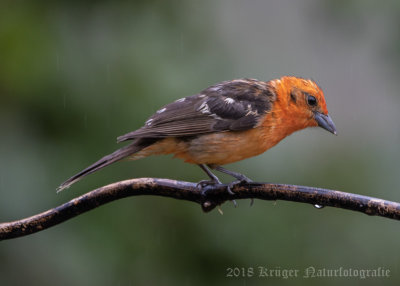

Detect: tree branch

[1,178,399,240]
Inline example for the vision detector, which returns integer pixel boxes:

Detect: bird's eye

[307,95,317,106]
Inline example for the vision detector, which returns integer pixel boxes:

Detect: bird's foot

[227,176,253,192]
[196,179,222,196]
[227,176,254,206]
[196,179,237,207]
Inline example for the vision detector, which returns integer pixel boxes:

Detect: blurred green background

[1,0,400,285]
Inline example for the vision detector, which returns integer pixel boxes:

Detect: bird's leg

[196,164,223,195]
[198,164,222,184]
[208,165,254,206]
[197,164,237,207]
[210,165,253,183]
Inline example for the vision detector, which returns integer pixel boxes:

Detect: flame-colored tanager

[58,76,336,192]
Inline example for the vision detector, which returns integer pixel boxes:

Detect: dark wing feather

[117,79,275,142]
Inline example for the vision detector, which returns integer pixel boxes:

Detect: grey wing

[117,79,274,142]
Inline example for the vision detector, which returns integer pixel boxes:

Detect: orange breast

[175,129,271,165]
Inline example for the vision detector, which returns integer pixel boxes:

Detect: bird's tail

[57,140,147,193]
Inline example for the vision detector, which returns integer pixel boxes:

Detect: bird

[57,76,336,193]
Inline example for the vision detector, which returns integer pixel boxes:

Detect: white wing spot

[198,94,206,98]
[245,104,258,116]
[175,98,185,103]
[246,110,258,116]
[197,101,210,114]
[145,118,153,126]
[224,97,235,104]
[157,107,167,114]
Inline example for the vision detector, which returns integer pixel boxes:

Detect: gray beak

[314,112,337,135]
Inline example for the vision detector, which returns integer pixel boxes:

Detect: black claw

[225,185,237,206]
[226,184,235,195]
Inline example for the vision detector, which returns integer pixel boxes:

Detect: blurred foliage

[0,0,400,285]
[314,0,400,83]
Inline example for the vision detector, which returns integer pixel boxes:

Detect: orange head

[268,76,337,135]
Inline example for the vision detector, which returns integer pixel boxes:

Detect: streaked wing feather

[118,118,214,140]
